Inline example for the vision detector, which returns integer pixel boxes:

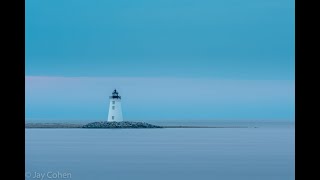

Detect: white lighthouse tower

[107,89,123,122]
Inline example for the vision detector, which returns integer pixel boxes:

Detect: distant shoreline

[25,123,254,129]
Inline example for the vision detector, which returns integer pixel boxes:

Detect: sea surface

[26,122,294,180]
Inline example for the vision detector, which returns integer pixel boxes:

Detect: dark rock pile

[82,121,162,128]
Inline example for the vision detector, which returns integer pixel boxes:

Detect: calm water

[26,125,294,180]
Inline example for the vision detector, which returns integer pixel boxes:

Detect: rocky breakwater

[82,121,163,128]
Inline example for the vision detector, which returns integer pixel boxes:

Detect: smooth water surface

[26,126,294,180]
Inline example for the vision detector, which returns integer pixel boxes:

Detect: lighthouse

[107,89,123,122]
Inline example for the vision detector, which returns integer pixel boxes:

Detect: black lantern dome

[110,89,121,99]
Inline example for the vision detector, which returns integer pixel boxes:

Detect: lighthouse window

[112,101,115,104]
[112,116,114,120]
[112,106,115,110]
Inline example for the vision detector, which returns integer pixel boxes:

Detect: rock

[82,121,162,128]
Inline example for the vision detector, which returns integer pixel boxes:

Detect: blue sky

[26,0,294,122]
